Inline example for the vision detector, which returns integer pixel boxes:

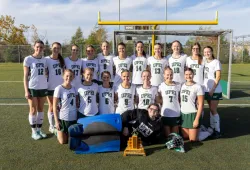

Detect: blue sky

[0,0,250,44]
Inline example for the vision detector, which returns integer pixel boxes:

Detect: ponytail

[52,42,65,69]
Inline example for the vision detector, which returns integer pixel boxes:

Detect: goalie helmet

[165,133,185,153]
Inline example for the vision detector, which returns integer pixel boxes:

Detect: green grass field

[0,63,250,170]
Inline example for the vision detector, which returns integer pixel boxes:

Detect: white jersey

[136,85,158,110]
[53,85,77,121]
[186,57,205,85]
[98,85,115,114]
[131,55,148,85]
[97,53,114,81]
[204,59,222,93]
[82,58,99,80]
[115,84,136,114]
[167,54,187,84]
[23,55,47,89]
[78,83,99,116]
[64,57,82,88]
[147,56,168,86]
[158,82,181,117]
[113,56,132,85]
[180,83,204,114]
[45,56,64,90]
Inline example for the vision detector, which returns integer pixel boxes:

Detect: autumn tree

[0,15,29,45]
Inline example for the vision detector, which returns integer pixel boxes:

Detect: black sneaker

[212,130,222,139]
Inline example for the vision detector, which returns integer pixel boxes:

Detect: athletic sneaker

[32,132,42,140]
[49,127,55,134]
[37,130,47,138]
[200,125,207,132]
[212,130,222,139]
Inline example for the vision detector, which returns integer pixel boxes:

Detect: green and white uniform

[136,85,158,110]
[180,83,204,128]
[82,58,99,81]
[158,82,181,117]
[147,56,168,86]
[167,54,187,84]
[115,84,136,114]
[45,56,63,91]
[113,56,132,85]
[98,85,115,114]
[131,55,148,85]
[78,83,99,116]
[53,85,77,121]
[186,57,205,85]
[97,53,114,82]
[23,55,48,90]
[204,59,222,100]
[64,56,82,88]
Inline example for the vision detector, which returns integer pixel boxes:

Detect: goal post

[113,29,233,99]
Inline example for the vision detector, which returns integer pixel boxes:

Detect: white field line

[0,103,250,107]
[0,81,22,82]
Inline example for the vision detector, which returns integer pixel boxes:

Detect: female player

[82,45,99,84]
[204,46,222,138]
[53,69,78,144]
[136,70,158,110]
[180,68,204,142]
[97,41,114,83]
[167,40,187,84]
[113,42,132,85]
[121,103,162,145]
[45,42,65,133]
[147,43,168,87]
[131,41,148,86]
[64,44,82,88]
[115,70,136,114]
[23,40,47,140]
[78,68,99,118]
[98,71,115,114]
[158,67,181,137]
[186,42,205,85]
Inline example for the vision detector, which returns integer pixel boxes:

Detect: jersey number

[38,69,44,75]
[182,95,188,102]
[55,69,61,75]
[87,96,92,103]
[136,65,142,72]
[70,99,74,106]
[103,64,107,70]
[73,70,79,76]
[174,67,180,73]
[193,69,196,75]
[124,99,129,106]
[205,72,208,79]
[143,99,150,106]
[155,68,160,74]
[169,96,173,103]
[105,98,109,104]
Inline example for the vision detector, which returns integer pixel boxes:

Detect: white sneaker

[32,132,42,140]
[37,130,47,138]
[200,125,207,132]
[49,127,54,134]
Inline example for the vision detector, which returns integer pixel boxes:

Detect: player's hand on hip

[193,119,199,128]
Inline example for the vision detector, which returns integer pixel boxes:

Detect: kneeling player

[53,69,78,144]
[121,103,162,145]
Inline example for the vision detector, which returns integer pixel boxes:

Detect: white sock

[213,113,220,132]
[198,131,212,141]
[48,112,54,128]
[36,112,44,131]
[29,114,37,133]
[210,112,215,129]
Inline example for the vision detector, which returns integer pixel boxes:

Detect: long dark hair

[136,41,146,58]
[191,42,203,65]
[52,42,65,69]
[171,40,183,54]
[204,46,215,59]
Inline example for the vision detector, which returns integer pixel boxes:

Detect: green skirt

[181,112,201,129]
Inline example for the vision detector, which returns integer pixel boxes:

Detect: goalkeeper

[121,103,163,146]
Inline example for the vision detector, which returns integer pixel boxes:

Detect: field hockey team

[23,40,223,145]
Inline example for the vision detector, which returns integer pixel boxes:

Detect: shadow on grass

[145,145,166,156]
[230,90,250,98]
[203,107,250,138]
